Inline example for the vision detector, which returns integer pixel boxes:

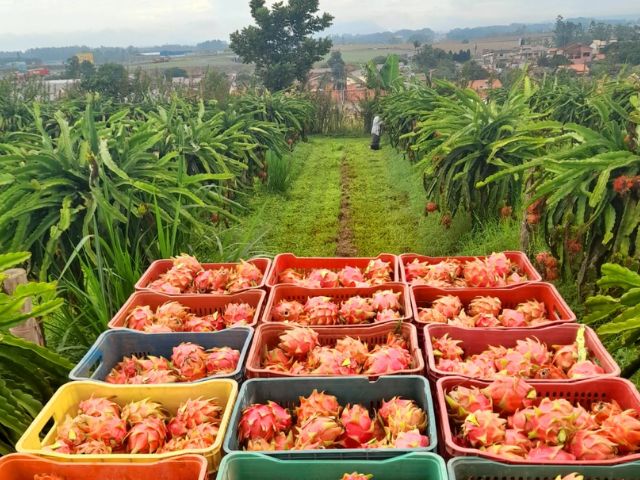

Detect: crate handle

[76,345,104,378]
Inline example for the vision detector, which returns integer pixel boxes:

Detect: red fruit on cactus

[526,445,576,461]
[418,308,448,324]
[238,403,281,442]
[552,344,578,370]
[304,297,340,325]
[432,295,463,319]
[567,360,605,379]
[463,260,496,287]
[78,396,120,418]
[426,201,438,213]
[602,410,640,453]
[569,430,617,460]
[171,342,207,381]
[468,296,502,317]
[339,296,375,324]
[445,386,493,422]
[205,347,240,374]
[515,338,550,365]
[498,309,527,327]
[393,429,430,448]
[127,305,155,330]
[272,300,305,323]
[127,417,167,454]
[482,376,536,415]
[278,327,319,358]
[338,266,365,287]
[294,416,344,449]
[296,390,341,424]
[340,404,375,447]
[121,399,165,426]
[363,345,411,375]
[432,334,464,361]
[462,410,506,447]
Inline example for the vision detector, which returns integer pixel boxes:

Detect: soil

[336,152,358,257]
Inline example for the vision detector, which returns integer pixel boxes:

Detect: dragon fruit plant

[147,254,263,294]
[445,377,640,462]
[105,342,240,384]
[271,290,403,326]
[418,294,553,328]
[405,252,529,288]
[261,326,414,376]
[277,259,393,288]
[44,396,222,455]
[432,329,606,380]
[125,300,255,332]
[238,389,428,451]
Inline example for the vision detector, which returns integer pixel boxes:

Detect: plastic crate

[261,283,412,326]
[436,376,640,465]
[400,252,542,285]
[223,376,437,458]
[0,453,208,480]
[69,327,254,383]
[266,253,399,288]
[217,452,447,480]
[411,283,576,327]
[108,290,266,330]
[245,322,424,379]
[16,379,238,474]
[135,257,271,293]
[424,323,620,383]
[447,457,640,480]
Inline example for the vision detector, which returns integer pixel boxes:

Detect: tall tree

[230,0,333,91]
[327,50,346,90]
[554,15,583,48]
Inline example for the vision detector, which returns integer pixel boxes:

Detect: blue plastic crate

[223,376,437,459]
[217,452,447,480]
[69,327,253,383]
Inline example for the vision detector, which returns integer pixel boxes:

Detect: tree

[64,56,80,78]
[164,67,188,79]
[554,15,583,48]
[461,60,489,81]
[538,54,571,69]
[327,50,346,90]
[81,63,130,99]
[229,0,333,91]
[201,70,231,105]
[413,44,449,70]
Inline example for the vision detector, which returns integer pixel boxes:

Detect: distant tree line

[331,28,435,45]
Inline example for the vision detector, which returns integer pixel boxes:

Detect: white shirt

[371,116,382,135]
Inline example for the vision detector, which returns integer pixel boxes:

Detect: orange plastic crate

[0,453,208,480]
[410,283,575,327]
[135,257,271,293]
[400,252,542,286]
[108,290,266,330]
[265,253,399,288]
[245,322,424,379]
[436,376,640,465]
[261,283,412,326]
[424,323,620,383]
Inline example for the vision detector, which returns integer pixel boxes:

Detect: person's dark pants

[370,134,380,150]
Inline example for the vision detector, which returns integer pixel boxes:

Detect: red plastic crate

[400,252,542,286]
[265,253,399,288]
[245,322,424,379]
[108,290,266,330]
[436,376,640,465]
[0,453,208,480]
[411,283,576,327]
[424,323,620,382]
[135,257,271,293]
[261,283,412,326]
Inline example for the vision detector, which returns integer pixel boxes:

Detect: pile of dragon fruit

[277,259,392,287]
[417,294,551,327]
[261,327,413,376]
[147,254,263,294]
[125,300,255,332]
[432,333,605,380]
[106,342,240,384]
[405,252,528,288]
[446,377,640,461]
[46,397,222,455]
[238,389,428,451]
[270,290,403,325]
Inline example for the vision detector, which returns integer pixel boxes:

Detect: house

[561,44,593,65]
[563,63,590,75]
[75,52,94,64]
[468,79,503,97]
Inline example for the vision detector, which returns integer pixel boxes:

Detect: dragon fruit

[462,410,506,447]
[364,259,392,284]
[591,400,623,424]
[155,301,189,330]
[182,314,221,332]
[338,266,365,286]
[236,260,263,284]
[279,327,319,358]
[307,268,340,288]
[498,309,527,327]
[473,313,501,327]
[504,428,533,451]
[85,416,127,448]
[307,347,358,375]
[567,360,604,379]
[446,386,493,421]
[515,338,550,365]
[335,337,369,367]
[126,306,155,330]
[339,296,375,324]
[404,259,430,281]
[223,303,256,326]
[384,399,427,437]
[526,445,576,461]
[205,347,240,374]
[194,268,230,293]
[483,443,527,459]
[468,296,502,317]
[78,397,120,418]
[279,268,302,284]
[483,377,536,415]
[523,398,576,445]
[393,429,429,448]
[552,344,578,370]
[238,404,282,442]
[376,309,401,322]
[363,345,411,375]
[294,416,344,449]
[370,290,401,312]
[171,397,221,437]
[121,399,165,426]
[341,473,373,480]
[296,390,341,424]
[494,350,533,377]
[75,439,112,454]
[272,300,305,323]
[418,307,448,324]
[516,300,546,323]
[304,297,340,325]
[340,404,375,447]
[263,347,293,371]
[463,259,496,287]
[126,417,166,453]
[432,295,463,319]
[569,430,617,460]
[432,334,464,361]
[171,342,207,381]
[602,410,640,453]
[486,253,510,277]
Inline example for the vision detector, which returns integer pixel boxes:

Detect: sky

[0,0,639,51]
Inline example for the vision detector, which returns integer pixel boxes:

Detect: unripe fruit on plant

[500,206,512,218]
[425,202,438,214]
[526,213,540,225]
[441,214,452,229]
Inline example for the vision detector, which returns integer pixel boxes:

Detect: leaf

[602,204,616,245]
[0,252,30,272]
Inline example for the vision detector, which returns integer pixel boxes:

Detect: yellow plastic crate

[16,379,238,474]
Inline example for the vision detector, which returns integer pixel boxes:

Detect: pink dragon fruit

[473,313,501,327]
[339,296,375,324]
[194,268,230,293]
[552,344,578,370]
[126,306,155,330]
[205,347,240,374]
[498,309,527,327]
[238,403,283,442]
[272,300,305,323]
[303,297,340,325]
[404,259,430,281]
[338,266,365,287]
[515,338,550,365]
[393,429,430,448]
[445,386,493,421]
[516,300,546,323]
[432,295,463,319]
[294,416,344,449]
[127,417,167,454]
[364,259,392,284]
[363,345,411,375]
[296,390,341,424]
[602,410,640,453]
[468,296,502,317]
[567,360,605,379]
[569,430,617,460]
[223,302,256,326]
[307,268,340,288]
[526,445,576,461]
[482,376,536,415]
[340,404,375,447]
[278,327,319,358]
[418,308,448,324]
[462,410,506,447]
[171,342,207,381]
[432,334,464,361]
[370,290,401,312]
[463,260,496,287]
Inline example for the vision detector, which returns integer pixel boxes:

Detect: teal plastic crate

[217,452,447,480]
[69,327,253,383]
[223,376,436,459]
[447,457,640,480]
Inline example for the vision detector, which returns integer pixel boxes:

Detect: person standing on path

[370,114,383,150]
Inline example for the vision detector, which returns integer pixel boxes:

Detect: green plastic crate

[216,452,447,480]
[447,457,640,480]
